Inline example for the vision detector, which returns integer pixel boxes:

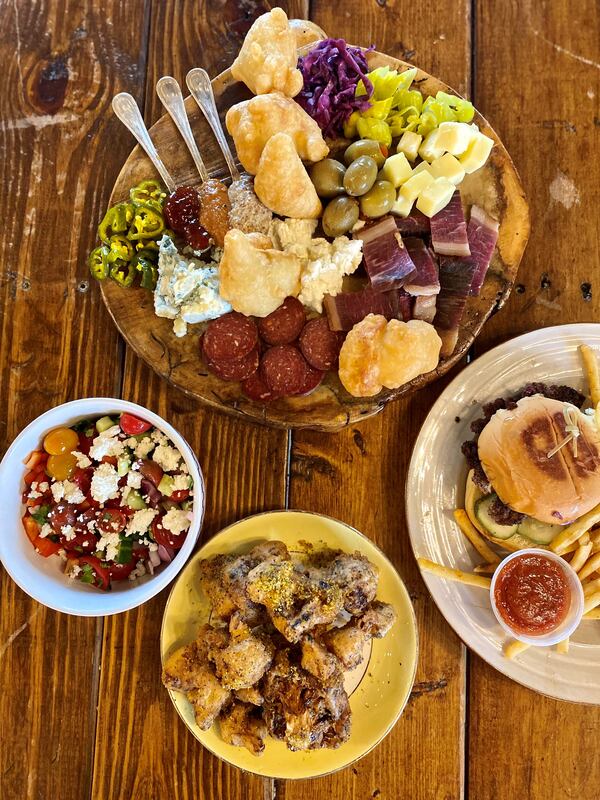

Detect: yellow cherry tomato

[43,427,79,456]
[46,453,77,481]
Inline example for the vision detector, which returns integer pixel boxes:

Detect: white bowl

[0,398,205,616]
[489,548,584,646]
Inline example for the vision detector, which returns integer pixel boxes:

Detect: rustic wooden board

[99,38,529,430]
[467,1,600,798]
[0,1,147,799]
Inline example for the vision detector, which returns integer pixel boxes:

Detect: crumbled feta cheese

[86,519,97,532]
[152,444,181,472]
[39,523,52,539]
[134,437,155,459]
[28,488,42,500]
[89,426,125,462]
[148,542,158,552]
[67,564,81,580]
[150,428,168,445]
[90,463,120,504]
[61,524,76,541]
[162,508,191,535]
[171,473,191,492]
[126,508,158,537]
[126,471,143,489]
[73,451,92,469]
[97,531,120,562]
[38,482,49,493]
[51,482,65,502]
[62,480,85,505]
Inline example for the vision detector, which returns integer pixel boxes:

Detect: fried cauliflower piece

[162,624,227,691]
[235,686,264,706]
[186,672,231,731]
[324,624,370,671]
[326,551,379,615]
[300,634,341,684]
[254,133,322,219]
[230,8,303,97]
[358,600,397,638]
[219,228,302,317]
[226,93,329,175]
[219,702,268,755]
[212,634,274,690]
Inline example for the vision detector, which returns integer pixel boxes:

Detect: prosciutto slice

[403,238,440,296]
[354,216,416,291]
[324,286,412,331]
[434,256,477,357]
[430,191,471,257]
[467,205,500,296]
[394,208,430,237]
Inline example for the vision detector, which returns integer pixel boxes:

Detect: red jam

[494,554,571,636]
[164,186,210,251]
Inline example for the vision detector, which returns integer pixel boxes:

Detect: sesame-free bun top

[477,395,600,524]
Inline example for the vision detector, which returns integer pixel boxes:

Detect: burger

[461,383,600,551]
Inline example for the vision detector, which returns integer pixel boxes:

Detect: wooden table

[1,1,599,798]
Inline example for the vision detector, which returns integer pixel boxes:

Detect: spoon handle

[186,68,240,183]
[112,93,177,193]
[156,76,209,183]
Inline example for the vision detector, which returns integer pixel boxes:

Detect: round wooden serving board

[101,47,530,431]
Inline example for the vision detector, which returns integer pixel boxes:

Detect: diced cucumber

[157,475,174,496]
[181,499,193,511]
[117,456,131,477]
[96,415,116,433]
[517,517,563,545]
[116,537,133,564]
[126,489,147,510]
[474,495,519,540]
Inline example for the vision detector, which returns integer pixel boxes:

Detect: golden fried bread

[254,133,322,219]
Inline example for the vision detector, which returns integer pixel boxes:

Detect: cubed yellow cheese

[435,122,475,156]
[418,129,445,162]
[396,131,423,162]
[416,177,456,217]
[399,170,435,203]
[391,191,414,218]
[411,161,434,176]
[382,152,413,187]
[459,132,494,173]
[429,152,466,185]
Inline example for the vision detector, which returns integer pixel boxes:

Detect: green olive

[343,156,378,197]
[344,139,386,168]
[309,158,346,198]
[359,180,396,218]
[322,196,360,237]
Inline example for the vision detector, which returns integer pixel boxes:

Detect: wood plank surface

[281,3,471,799]
[467,2,600,798]
[0,2,148,798]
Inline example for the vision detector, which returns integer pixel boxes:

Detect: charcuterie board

[100,48,530,431]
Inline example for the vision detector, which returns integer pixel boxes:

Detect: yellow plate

[160,510,418,779]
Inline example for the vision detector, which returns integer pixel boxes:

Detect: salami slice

[293,365,325,396]
[242,370,279,403]
[260,345,309,396]
[299,317,343,371]
[257,297,306,346]
[206,346,260,382]
[203,312,258,362]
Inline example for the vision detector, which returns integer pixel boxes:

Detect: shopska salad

[21,412,194,590]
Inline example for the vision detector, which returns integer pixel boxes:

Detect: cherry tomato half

[97,508,127,535]
[138,459,163,487]
[108,561,136,582]
[71,467,93,496]
[46,453,77,481]
[60,531,97,553]
[48,502,78,535]
[78,556,110,590]
[120,413,152,436]
[151,515,187,550]
[170,489,190,503]
[43,427,79,456]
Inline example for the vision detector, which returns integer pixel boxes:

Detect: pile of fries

[418,344,600,659]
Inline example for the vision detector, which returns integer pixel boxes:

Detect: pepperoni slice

[257,297,306,346]
[206,347,260,382]
[260,345,309,396]
[242,370,279,403]
[203,312,258,362]
[294,365,325,396]
[299,317,344,371]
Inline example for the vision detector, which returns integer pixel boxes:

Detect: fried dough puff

[230,8,303,97]
[254,133,322,219]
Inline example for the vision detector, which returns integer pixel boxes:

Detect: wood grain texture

[468,2,600,799]
[281,2,471,798]
[0,1,149,798]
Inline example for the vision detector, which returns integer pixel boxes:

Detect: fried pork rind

[254,133,323,219]
[219,702,268,755]
[338,314,442,397]
[225,93,329,175]
[289,18,327,48]
[219,228,302,318]
[230,8,303,97]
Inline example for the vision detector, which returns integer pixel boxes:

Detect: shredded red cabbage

[296,38,374,138]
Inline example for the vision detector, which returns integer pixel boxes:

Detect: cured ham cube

[467,205,499,296]
[430,190,471,257]
[354,216,416,291]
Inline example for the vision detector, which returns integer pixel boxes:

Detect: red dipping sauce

[493,553,571,636]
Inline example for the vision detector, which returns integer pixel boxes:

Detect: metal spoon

[186,67,240,183]
[112,93,177,193]
[156,76,209,183]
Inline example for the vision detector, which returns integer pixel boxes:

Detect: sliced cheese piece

[391,190,414,218]
[459,132,494,173]
[429,152,466,186]
[418,129,445,162]
[397,131,423,162]
[382,152,413,187]
[411,161,434,176]
[435,121,475,156]
[399,170,435,203]
[416,177,456,217]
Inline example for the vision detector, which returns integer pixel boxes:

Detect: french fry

[584,608,600,620]
[504,639,530,659]
[583,590,600,614]
[570,542,593,573]
[556,637,569,654]
[579,533,591,546]
[551,503,600,555]
[580,344,600,406]
[583,577,600,597]
[417,557,492,589]
[473,563,498,575]
[578,552,600,582]
[453,509,500,565]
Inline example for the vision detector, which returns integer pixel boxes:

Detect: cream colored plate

[160,510,418,779]
[407,323,600,703]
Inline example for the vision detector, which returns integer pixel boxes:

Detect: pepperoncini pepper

[88,245,110,280]
[98,202,134,244]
